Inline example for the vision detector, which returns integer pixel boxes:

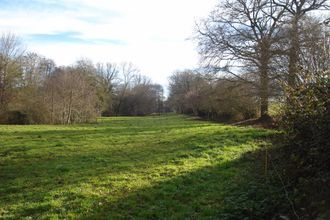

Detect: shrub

[279,75,330,218]
[281,77,329,169]
[0,111,29,124]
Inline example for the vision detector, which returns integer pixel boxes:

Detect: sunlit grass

[0,114,276,218]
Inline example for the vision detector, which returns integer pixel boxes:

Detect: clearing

[0,114,277,219]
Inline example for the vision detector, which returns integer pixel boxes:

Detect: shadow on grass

[80,148,288,219]
[0,117,281,219]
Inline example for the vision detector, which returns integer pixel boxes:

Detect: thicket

[276,72,330,218]
[168,70,258,122]
[0,34,164,124]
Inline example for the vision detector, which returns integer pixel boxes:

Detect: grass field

[0,114,279,219]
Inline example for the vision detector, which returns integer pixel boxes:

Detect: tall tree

[273,0,328,87]
[42,66,99,124]
[96,62,119,115]
[17,53,55,123]
[114,62,139,116]
[197,0,286,117]
[152,84,164,115]
[0,33,24,112]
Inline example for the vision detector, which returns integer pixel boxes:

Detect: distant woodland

[0,35,165,124]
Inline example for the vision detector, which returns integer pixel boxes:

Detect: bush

[279,76,330,218]
[281,78,329,169]
[0,111,29,124]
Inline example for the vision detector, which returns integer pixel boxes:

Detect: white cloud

[0,0,218,88]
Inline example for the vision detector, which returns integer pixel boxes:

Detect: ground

[0,114,280,219]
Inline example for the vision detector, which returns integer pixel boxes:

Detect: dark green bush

[279,75,330,218]
[282,77,329,170]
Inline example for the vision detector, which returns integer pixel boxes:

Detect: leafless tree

[95,62,119,115]
[197,0,286,118]
[0,33,24,113]
[152,84,164,115]
[41,66,99,124]
[114,62,139,116]
[96,62,118,94]
[168,70,206,114]
[297,17,330,84]
[272,0,328,87]
[168,69,258,121]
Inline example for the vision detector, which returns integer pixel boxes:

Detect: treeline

[0,34,164,124]
[168,70,258,121]
[168,0,329,124]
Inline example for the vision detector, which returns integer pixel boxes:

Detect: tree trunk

[260,69,269,118]
[66,89,73,124]
[288,16,299,88]
[259,41,270,118]
[0,67,8,113]
[50,88,54,124]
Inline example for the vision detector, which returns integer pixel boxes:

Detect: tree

[272,0,328,87]
[152,84,164,115]
[113,72,163,116]
[0,33,24,113]
[168,69,258,121]
[0,32,165,123]
[96,62,119,116]
[168,70,198,114]
[197,0,286,118]
[16,53,55,123]
[42,66,99,124]
[297,17,330,83]
[113,62,139,116]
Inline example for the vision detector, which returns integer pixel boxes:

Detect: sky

[0,0,218,87]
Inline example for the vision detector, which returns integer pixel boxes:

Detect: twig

[269,155,300,219]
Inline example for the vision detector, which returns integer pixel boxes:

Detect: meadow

[0,114,281,219]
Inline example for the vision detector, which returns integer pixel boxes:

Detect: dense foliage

[275,70,330,218]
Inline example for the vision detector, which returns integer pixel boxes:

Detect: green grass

[0,114,278,219]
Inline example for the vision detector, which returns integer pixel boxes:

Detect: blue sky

[26,31,126,45]
[0,0,217,86]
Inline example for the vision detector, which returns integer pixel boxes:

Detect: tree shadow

[79,148,288,219]
[0,116,278,219]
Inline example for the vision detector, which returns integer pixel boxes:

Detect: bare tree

[0,33,24,113]
[0,32,166,123]
[152,84,164,115]
[168,70,208,115]
[41,66,99,124]
[114,62,139,116]
[197,0,286,118]
[273,0,328,87]
[13,53,56,123]
[96,62,118,94]
[298,17,330,83]
[95,62,119,115]
[168,69,258,121]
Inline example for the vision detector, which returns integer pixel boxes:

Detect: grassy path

[0,114,276,219]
